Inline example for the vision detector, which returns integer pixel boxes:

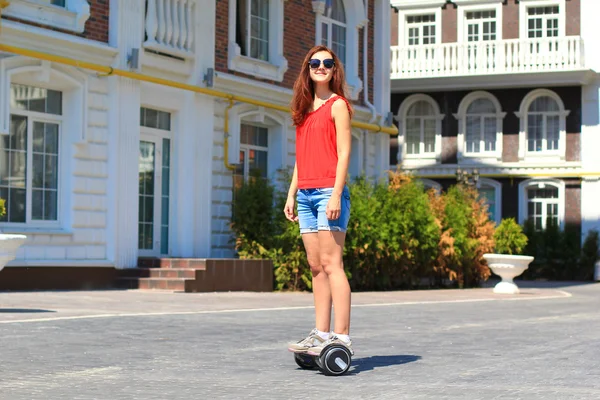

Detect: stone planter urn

[0,234,27,272]
[483,254,535,294]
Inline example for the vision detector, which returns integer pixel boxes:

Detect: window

[406,14,436,46]
[139,107,172,256]
[466,10,497,42]
[233,124,269,189]
[527,6,559,39]
[3,0,91,33]
[455,91,504,161]
[236,0,270,61]
[314,0,365,100]
[527,186,559,230]
[406,101,436,155]
[519,0,565,41]
[1,84,62,224]
[527,96,559,152]
[519,179,564,230]
[516,89,569,161]
[419,178,442,194]
[320,0,347,65]
[477,178,502,225]
[228,0,287,81]
[396,94,443,164]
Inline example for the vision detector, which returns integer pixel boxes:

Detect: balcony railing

[391,36,584,79]
[144,0,196,59]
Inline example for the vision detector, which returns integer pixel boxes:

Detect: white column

[373,0,392,177]
[108,0,144,268]
[581,83,600,239]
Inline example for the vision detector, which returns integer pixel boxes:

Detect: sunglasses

[309,58,335,69]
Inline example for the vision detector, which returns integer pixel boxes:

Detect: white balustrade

[144,0,196,59]
[391,36,584,79]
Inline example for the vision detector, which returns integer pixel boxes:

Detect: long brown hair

[290,45,353,126]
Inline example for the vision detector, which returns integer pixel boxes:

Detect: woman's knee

[308,258,324,276]
[321,257,344,275]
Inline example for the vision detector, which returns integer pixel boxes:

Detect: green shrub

[579,230,599,280]
[343,173,440,290]
[493,218,528,255]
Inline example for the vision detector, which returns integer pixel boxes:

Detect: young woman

[284,45,354,356]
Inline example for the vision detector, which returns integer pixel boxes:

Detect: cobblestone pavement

[0,282,598,399]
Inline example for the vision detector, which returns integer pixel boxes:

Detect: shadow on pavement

[349,354,421,375]
[0,308,56,314]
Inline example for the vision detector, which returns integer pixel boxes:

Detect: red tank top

[295,95,350,189]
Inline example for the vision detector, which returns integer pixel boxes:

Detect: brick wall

[390,8,398,46]
[442,4,457,43]
[565,179,581,228]
[215,0,314,89]
[566,0,580,36]
[2,0,109,43]
[215,0,375,105]
[503,1,519,39]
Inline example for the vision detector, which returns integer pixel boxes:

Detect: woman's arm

[325,98,351,220]
[332,98,351,197]
[284,162,299,222]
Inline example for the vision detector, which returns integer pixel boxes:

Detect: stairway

[116,257,273,292]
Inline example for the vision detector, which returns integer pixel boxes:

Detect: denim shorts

[297,186,351,234]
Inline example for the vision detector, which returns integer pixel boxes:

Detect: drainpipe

[363,0,378,124]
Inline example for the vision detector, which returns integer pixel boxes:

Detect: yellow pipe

[0,44,399,135]
[223,98,237,171]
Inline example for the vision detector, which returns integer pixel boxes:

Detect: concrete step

[119,268,197,279]
[137,257,207,269]
[116,277,193,291]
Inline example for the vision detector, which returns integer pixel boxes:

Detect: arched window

[516,89,569,161]
[455,91,504,162]
[395,94,443,165]
[313,0,366,100]
[519,179,565,230]
[321,0,347,65]
[419,178,442,194]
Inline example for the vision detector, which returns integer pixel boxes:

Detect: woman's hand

[284,196,298,222]
[326,193,341,220]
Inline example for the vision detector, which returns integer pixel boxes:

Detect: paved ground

[0,281,598,399]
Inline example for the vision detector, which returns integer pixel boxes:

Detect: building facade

[0,0,394,289]
[389,0,600,239]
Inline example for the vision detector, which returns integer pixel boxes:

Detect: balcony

[144,0,196,60]
[390,36,592,92]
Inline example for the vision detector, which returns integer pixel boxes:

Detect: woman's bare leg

[318,230,350,335]
[301,232,332,333]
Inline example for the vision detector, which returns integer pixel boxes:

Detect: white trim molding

[515,88,570,163]
[518,178,565,229]
[477,177,502,225]
[394,4,442,48]
[454,91,505,163]
[226,102,288,180]
[419,178,442,193]
[4,0,91,33]
[519,0,566,39]
[395,93,444,166]
[227,0,288,82]
[0,57,88,143]
[456,0,503,43]
[390,0,446,10]
[313,0,366,100]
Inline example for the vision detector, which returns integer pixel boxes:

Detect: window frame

[518,0,566,40]
[456,1,503,43]
[395,94,444,165]
[318,0,348,65]
[227,0,288,82]
[3,0,91,33]
[314,0,366,101]
[518,178,564,230]
[454,91,505,163]
[477,177,502,225]
[516,88,569,162]
[4,86,63,228]
[235,123,270,184]
[397,7,442,48]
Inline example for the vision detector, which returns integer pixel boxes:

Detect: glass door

[138,135,171,257]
